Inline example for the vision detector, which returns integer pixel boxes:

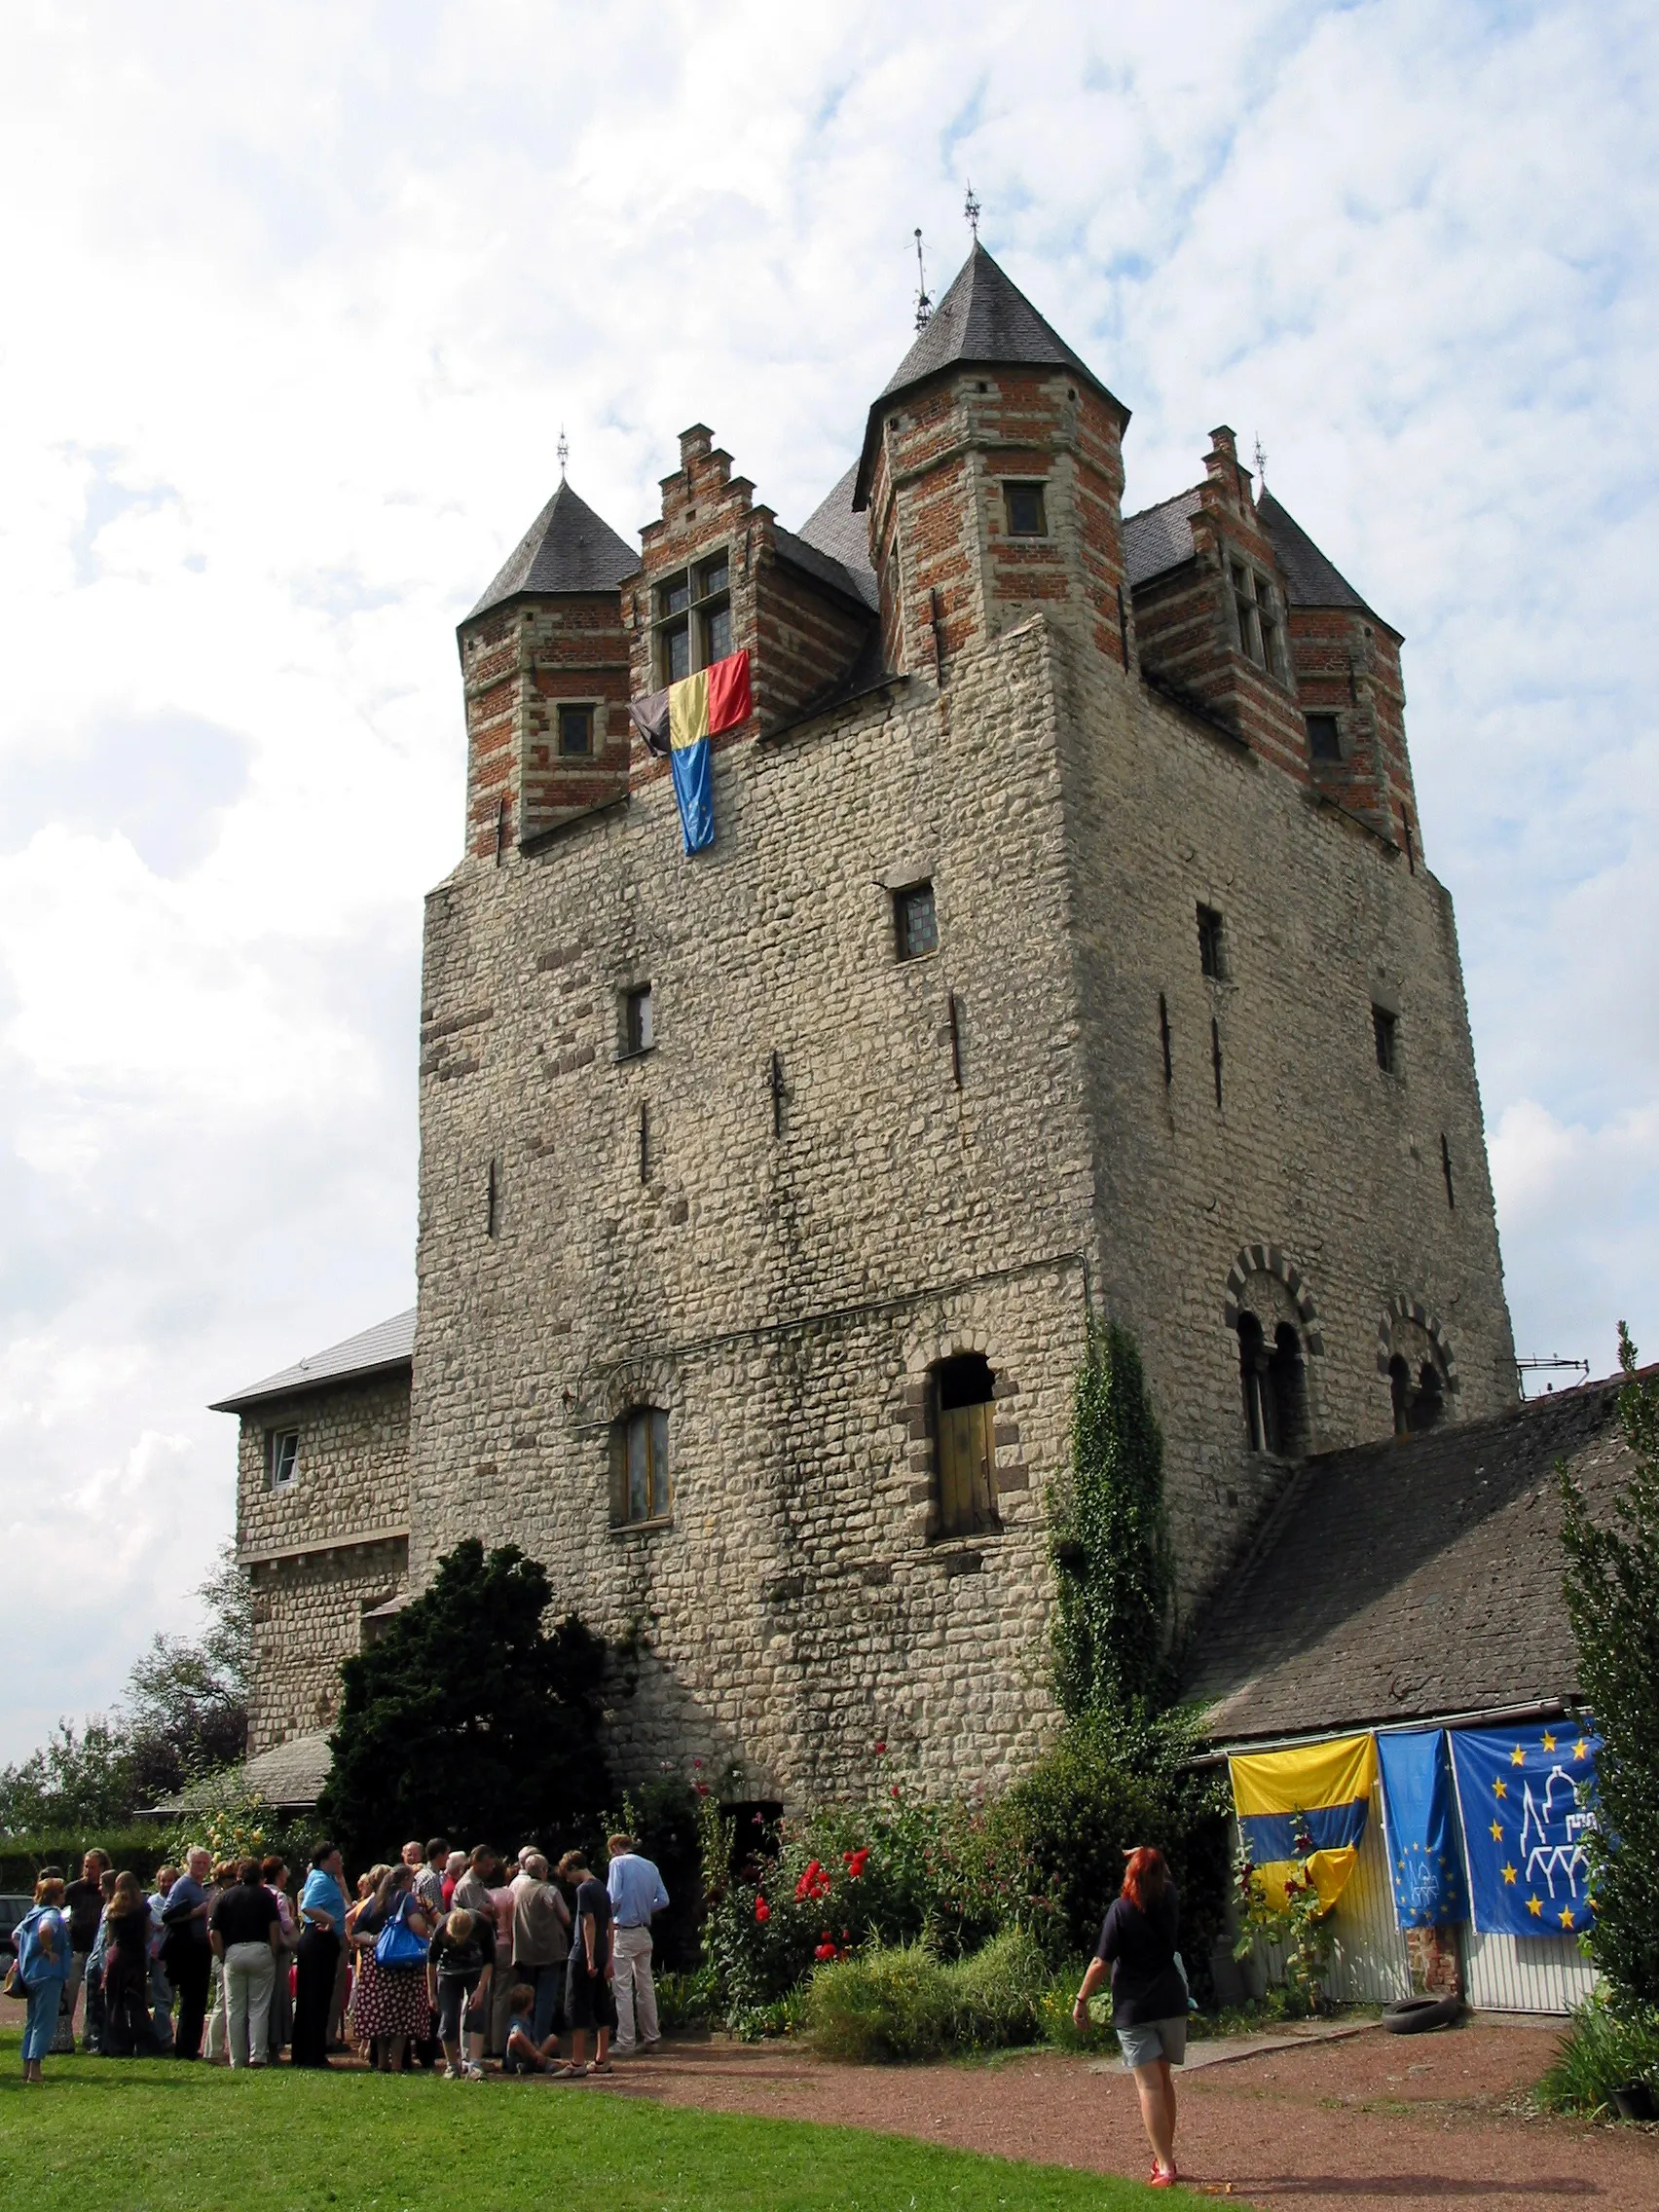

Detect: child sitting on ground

[502,1982,558,2074]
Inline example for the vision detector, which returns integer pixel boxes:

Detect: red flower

[843,1847,870,1879]
[694,1782,710,1797]
[890,1785,901,1799]
[814,1941,836,1962]
[755,1897,770,1924]
[874,1741,887,1755]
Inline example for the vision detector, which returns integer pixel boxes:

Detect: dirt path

[605,2020,1658,2210]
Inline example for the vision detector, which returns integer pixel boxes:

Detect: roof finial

[964,180,980,243]
[557,425,570,481]
[913,228,932,332]
[1252,433,1267,490]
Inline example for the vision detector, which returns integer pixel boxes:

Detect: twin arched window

[1237,1313,1307,1456]
[1390,1357,1445,1435]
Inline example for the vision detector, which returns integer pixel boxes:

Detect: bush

[1538,1993,1659,2118]
[805,1940,955,2062]
[0,1827,166,1894]
[945,1924,1054,2049]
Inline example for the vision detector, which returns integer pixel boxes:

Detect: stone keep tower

[352,243,1514,1805]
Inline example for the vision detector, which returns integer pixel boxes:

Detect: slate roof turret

[465,478,640,623]
[853,243,1127,510]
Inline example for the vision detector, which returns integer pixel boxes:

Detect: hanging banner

[1229,1732,1378,1912]
[1448,1722,1602,1937]
[628,648,751,855]
[1377,1729,1466,1929]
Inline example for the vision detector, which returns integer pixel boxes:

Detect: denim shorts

[1117,2015,1187,2069]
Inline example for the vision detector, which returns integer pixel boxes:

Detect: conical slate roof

[465,478,639,622]
[1257,491,1385,625]
[854,244,1126,508]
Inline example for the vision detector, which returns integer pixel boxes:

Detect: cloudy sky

[1,0,1654,1762]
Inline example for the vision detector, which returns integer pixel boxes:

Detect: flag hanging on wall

[628,648,752,855]
[1377,1729,1466,1929]
[1448,1722,1602,1937]
[1229,1732,1378,1912]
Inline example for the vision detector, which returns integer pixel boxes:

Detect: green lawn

[0,2035,1220,2211]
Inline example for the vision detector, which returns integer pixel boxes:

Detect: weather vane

[913,229,932,331]
[964,180,980,242]
[1253,434,1267,488]
[557,425,570,481]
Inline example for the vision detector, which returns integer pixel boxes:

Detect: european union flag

[1449,1723,1602,1937]
[1377,1729,1464,1928]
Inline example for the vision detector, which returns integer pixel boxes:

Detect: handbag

[2,1955,27,2000]
[374,1893,427,1970]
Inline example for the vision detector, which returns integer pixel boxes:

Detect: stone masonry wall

[237,1372,411,1753]
[408,605,1514,1806]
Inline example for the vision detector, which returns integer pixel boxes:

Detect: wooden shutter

[938,1402,996,1536]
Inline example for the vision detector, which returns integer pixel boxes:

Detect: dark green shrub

[1537,1992,1659,2117]
[804,1940,955,2062]
[1562,1325,1659,2010]
[319,1540,608,1862]
[0,1827,166,1893]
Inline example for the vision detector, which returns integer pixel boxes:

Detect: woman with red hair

[1073,1846,1188,2188]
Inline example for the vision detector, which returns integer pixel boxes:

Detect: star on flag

[1510,1746,1526,1766]
[1493,1779,1507,1798]
[1489,1821,1503,1843]
[1501,1864,1518,1885]
[1541,1733,1557,1751]
[1528,1896,1543,1918]
[1559,1906,1576,1930]
[1574,1739,1590,1761]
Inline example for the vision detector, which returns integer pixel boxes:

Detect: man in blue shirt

[606,1832,669,2058]
[292,1843,348,2068]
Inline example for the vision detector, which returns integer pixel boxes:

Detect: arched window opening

[931,1353,998,1538]
[1237,1312,1276,1454]
[609,1406,671,1528]
[1413,1363,1445,1432]
[1389,1355,1413,1436]
[1269,1322,1308,1457]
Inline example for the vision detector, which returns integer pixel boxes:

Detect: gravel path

[602,2020,1658,2210]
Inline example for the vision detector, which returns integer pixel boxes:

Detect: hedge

[0,1827,167,1893]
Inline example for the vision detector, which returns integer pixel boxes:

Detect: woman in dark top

[1073,1846,1186,2189]
[100,1872,159,2056]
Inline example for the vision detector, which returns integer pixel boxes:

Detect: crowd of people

[7,1830,671,2086]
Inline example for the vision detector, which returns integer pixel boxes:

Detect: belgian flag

[628,649,752,854]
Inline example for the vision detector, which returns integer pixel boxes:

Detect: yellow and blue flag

[1229,1733,1377,1911]
[629,648,752,854]
[1448,1722,1602,1936]
[1377,1729,1465,1929]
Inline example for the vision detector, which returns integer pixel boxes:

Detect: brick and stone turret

[853,243,1134,680]
[457,479,639,860]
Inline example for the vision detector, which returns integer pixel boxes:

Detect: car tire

[1382,1995,1461,2035]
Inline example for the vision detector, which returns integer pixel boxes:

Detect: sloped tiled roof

[1123,485,1205,587]
[855,245,1126,509]
[466,479,640,622]
[793,462,880,611]
[1184,1380,1637,1744]
[210,1309,416,1414]
[1256,491,1376,616]
[146,1731,334,1817]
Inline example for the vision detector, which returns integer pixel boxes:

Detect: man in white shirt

[606,1832,669,2058]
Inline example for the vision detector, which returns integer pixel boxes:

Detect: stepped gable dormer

[457,478,639,860]
[625,427,878,750]
[851,242,1132,676]
[1124,438,1417,852]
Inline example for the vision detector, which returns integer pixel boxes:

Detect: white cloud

[0,0,1654,1756]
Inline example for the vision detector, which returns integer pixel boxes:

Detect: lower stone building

[217,240,1530,1807]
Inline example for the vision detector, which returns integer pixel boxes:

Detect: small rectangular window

[894,882,939,961]
[1373,1004,1399,1074]
[1004,482,1048,537]
[662,620,690,684]
[696,555,729,599]
[621,983,654,1057]
[268,1429,299,1490]
[1307,713,1343,762]
[703,600,732,663]
[558,704,593,757]
[657,576,690,619]
[613,1407,671,1527]
[1197,903,1225,980]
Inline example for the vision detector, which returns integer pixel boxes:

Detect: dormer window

[1004,482,1048,537]
[655,555,732,684]
[1229,561,1285,682]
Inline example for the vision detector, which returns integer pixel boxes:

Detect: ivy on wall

[1049,1318,1175,1723]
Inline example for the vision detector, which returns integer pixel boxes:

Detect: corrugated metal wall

[1234,1751,1600,2016]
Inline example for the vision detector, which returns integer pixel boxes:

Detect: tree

[318,1540,609,1862]
[1561,1323,1659,2011]
[1049,1318,1176,1723]
[121,1540,253,1805]
[0,1718,135,1835]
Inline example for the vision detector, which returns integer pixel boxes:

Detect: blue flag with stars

[1449,1722,1602,1937]
[1377,1729,1465,1928]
